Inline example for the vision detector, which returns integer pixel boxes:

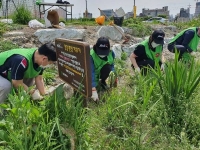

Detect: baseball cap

[95,37,110,55]
[152,30,165,44]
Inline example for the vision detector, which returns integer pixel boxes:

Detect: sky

[45,0,197,18]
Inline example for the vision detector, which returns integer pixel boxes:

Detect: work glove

[45,86,56,95]
[31,90,43,100]
[91,90,99,101]
[135,67,141,73]
[191,51,200,58]
[161,63,165,71]
[190,52,196,57]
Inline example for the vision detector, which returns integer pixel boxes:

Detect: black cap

[152,30,165,44]
[95,37,110,55]
[38,42,57,61]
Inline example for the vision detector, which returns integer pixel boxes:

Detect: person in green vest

[0,42,57,102]
[130,29,165,75]
[90,37,116,101]
[168,27,200,60]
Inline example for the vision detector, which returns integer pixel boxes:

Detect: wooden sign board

[55,38,92,97]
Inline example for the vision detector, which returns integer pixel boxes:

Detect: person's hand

[31,90,43,100]
[91,90,99,101]
[161,63,165,71]
[135,67,141,73]
[191,51,200,58]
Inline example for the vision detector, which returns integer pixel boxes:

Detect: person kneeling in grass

[90,37,116,102]
[0,42,57,102]
[168,27,200,61]
[130,29,165,75]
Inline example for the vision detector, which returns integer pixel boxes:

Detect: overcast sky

[45,0,197,18]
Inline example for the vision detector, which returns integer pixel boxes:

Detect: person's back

[167,27,200,60]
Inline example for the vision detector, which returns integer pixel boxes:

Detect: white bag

[28,19,44,28]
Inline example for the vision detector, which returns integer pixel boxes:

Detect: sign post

[55,38,92,104]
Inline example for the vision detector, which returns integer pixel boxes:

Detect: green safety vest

[90,49,114,85]
[0,48,42,81]
[169,27,200,52]
[140,39,162,62]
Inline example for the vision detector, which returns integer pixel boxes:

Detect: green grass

[2,55,200,149]
[1,16,200,149]
[0,40,19,52]
[0,22,25,37]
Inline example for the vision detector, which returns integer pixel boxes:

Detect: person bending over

[0,42,57,102]
[130,29,165,75]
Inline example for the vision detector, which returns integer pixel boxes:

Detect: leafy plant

[121,51,127,60]
[151,52,200,144]
[43,67,57,85]
[0,40,19,52]
[12,5,32,25]
[0,22,8,36]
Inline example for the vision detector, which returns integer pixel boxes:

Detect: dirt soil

[4,24,179,90]
[17,24,178,47]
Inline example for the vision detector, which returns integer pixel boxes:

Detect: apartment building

[142,6,169,18]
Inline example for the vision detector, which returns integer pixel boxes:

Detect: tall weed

[151,52,200,145]
[12,5,32,24]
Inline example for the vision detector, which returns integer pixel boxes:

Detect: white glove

[161,63,165,71]
[91,90,99,101]
[45,86,56,95]
[135,67,141,73]
[31,90,43,100]
[190,52,196,57]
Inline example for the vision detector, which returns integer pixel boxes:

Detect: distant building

[0,0,43,18]
[100,9,115,19]
[83,12,92,18]
[125,12,133,19]
[142,6,169,18]
[195,2,200,16]
[180,8,190,18]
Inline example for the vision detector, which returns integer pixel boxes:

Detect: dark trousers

[135,59,161,75]
[168,42,188,60]
[100,64,112,86]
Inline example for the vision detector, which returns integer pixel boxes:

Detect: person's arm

[182,30,195,52]
[90,56,99,101]
[111,51,115,71]
[130,45,146,69]
[90,56,96,89]
[130,53,139,69]
[35,75,45,95]
[12,79,30,92]
[10,56,32,92]
[160,45,165,63]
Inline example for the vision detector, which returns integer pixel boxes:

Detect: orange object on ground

[109,21,114,26]
[95,16,105,25]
